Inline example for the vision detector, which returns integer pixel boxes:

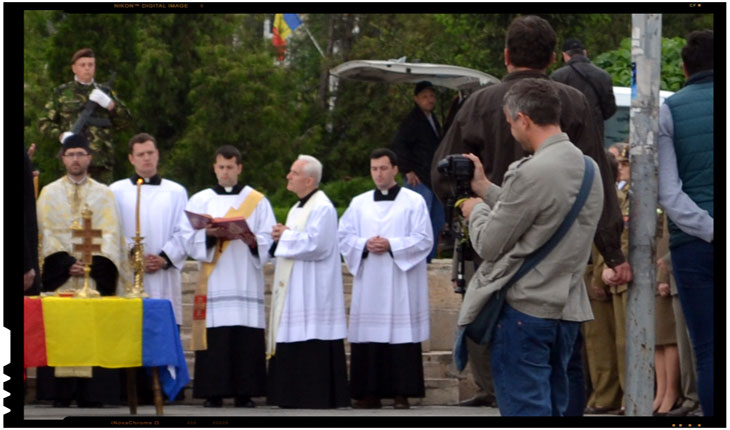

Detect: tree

[23,11,714,206]
[594,37,687,92]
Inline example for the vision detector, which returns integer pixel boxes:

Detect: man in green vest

[657,29,714,417]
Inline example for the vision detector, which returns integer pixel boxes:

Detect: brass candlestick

[127,178,148,298]
[127,236,148,298]
[75,262,100,298]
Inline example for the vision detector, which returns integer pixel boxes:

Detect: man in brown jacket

[432,15,632,416]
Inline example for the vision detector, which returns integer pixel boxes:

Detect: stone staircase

[26,259,479,406]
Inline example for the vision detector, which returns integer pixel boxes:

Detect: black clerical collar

[130,174,162,186]
[213,184,244,195]
[298,188,319,207]
[374,184,400,201]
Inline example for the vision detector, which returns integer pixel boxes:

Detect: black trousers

[349,342,425,399]
[193,326,266,399]
[267,339,350,408]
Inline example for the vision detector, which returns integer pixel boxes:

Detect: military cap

[71,48,95,65]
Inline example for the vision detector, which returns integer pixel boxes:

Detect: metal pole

[303,25,325,58]
[625,13,661,416]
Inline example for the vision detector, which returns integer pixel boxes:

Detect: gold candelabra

[127,178,149,298]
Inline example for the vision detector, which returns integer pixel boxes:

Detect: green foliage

[594,37,687,92]
[269,175,374,224]
[23,11,712,198]
[660,37,689,92]
[321,176,374,209]
[593,38,634,87]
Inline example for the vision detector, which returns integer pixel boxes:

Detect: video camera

[436,154,475,201]
[437,155,476,295]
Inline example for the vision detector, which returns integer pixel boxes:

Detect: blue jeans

[490,304,580,416]
[671,239,713,416]
[565,330,586,416]
[403,181,445,260]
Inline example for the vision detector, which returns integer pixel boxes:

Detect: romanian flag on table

[24,297,190,400]
[272,13,302,60]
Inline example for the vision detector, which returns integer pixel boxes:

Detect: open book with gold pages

[184,210,256,246]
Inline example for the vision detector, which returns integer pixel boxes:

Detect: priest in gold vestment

[34,133,129,407]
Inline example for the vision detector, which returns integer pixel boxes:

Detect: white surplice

[185,185,275,329]
[338,187,433,344]
[110,177,190,324]
[274,192,347,343]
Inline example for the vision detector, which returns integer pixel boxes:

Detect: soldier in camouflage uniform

[39,48,131,184]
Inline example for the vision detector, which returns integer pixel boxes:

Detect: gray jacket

[458,133,603,325]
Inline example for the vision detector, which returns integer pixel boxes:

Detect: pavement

[16,402,669,427]
[22,403,500,419]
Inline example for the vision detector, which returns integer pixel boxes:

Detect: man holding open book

[183,145,276,408]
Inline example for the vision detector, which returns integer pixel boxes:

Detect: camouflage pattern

[39,80,131,184]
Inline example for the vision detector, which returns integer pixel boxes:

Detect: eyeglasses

[63,152,89,159]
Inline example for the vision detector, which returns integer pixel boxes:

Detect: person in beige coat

[459,79,604,416]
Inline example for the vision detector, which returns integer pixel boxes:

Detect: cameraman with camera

[433,16,631,415]
[456,78,603,416]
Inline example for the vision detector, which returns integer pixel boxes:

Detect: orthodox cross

[72,206,101,265]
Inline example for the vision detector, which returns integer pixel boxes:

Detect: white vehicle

[329,60,674,149]
[604,86,675,148]
[329,58,500,91]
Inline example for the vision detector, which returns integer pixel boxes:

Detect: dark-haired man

[184,145,276,407]
[393,81,445,262]
[110,133,189,327]
[432,16,631,415]
[39,48,131,184]
[658,29,714,417]
[338,148,432,409]
[551,38,617,141]
[110,133,190,404]
[458,78,603,416]
[35,133,128,407]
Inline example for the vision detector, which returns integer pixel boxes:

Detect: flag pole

[302,25,325,58]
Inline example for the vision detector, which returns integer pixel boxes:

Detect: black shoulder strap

[568,62,606,117]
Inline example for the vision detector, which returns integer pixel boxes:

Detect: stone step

[24,373,461,407]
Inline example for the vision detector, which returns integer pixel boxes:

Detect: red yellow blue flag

[273,13,302,59]
[24,297,190,400]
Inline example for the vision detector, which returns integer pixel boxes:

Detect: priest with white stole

[338,148,433,410]
[35,133,129,407]
[184,145,276,408]
[110,133,189,327]
[267,155,350,409]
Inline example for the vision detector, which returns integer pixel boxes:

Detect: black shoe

[687,406,703,417]
[460,397,489,407]
[203,397,223,408]
[53,400,71,408]
[460,394,496,407]
[234,397,256,408]
[666,403,698,417]
[585,406,620,414]
[77,400,103,408]
[353,396,382,409]
[393,396,410,409]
